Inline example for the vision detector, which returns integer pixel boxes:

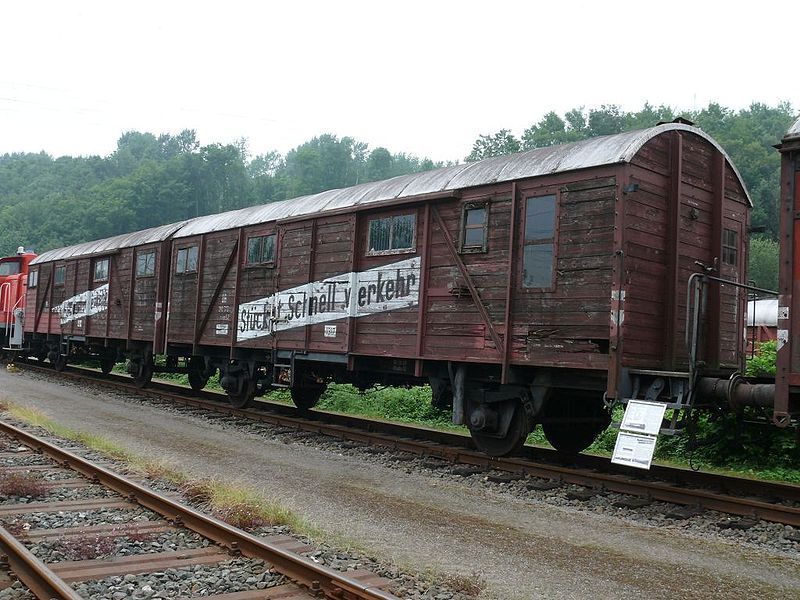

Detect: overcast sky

[1,1,796,163]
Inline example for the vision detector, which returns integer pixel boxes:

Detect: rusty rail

[13,362,800,527]
[0,419,398,600]
[0,524,82,599]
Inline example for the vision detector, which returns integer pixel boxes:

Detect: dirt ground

[1,368,799,600]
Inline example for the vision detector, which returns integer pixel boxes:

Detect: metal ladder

[271,349,294,389]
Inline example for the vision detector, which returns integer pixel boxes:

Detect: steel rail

[13,362,800,527]
[0,524,82,599]
[0,420,398,600]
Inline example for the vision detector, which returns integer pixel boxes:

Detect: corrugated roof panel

[31,222,187,264]
[351,172,429,207]
[786,116,800,140]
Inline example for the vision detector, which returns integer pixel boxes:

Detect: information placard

[619,400,667,436]
[611,432,658,469]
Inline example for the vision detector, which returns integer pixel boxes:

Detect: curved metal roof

[30,222,186,265]
[785,116,800,141]
[174,123,751,238]
[29,123,752,263]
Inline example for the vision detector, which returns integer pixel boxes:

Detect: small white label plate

[620,400,667,436]
[324,324,337,338]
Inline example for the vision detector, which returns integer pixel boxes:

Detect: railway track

[10,361,800,529]
[0,418,398,599]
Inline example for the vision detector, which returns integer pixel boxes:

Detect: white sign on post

[611,399,667,470]
[611,432,658,469]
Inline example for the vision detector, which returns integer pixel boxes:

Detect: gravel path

[2,368,800,599]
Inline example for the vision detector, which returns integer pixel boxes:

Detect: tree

[366,147,393,182]
[522,112,574,149]
[466,129,520,161]
[624,103,675,130]
[748,235,779,291]
[586,104,624,137]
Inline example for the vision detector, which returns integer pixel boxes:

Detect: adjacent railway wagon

[21,121,761,455]
[775,116,800,424]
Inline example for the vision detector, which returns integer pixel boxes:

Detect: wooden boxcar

[159,121,750,454]
[20,122,754,455]
[24,223,183,374]
[775,116,800,425]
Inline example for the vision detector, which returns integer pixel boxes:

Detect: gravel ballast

[2,368,800,599]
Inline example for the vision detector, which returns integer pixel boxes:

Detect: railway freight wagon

[775,116,800,425]
[23,224,184,371]
[22,122,755,456]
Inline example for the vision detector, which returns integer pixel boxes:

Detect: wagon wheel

[469,403,531,457]
[541,391,611,454]
[99,357,116,375]
[290,384,327,410]
[130,359,154,389]
[51,353,67,372]
[228,376,256,409]
[187,357,209,392]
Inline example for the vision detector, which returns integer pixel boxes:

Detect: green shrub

[745,340,777,377]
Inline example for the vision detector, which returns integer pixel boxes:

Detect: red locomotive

[0,247,36,352]
[5,119,798,456]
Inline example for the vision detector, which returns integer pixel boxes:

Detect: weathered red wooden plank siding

[272,224,313,351]
[349,205,423,358]
[88,252,115,339]
[128,245,159,341]
[67,260,90,337]
[625,133,748,371]
[196,232,239,347]
[25,263,52,334]
[420,194,510,362]
[167,237,200,345]
[502,177,617,368]
[107,249,130,340]
[306,215,353,353]
[235,223,278,350]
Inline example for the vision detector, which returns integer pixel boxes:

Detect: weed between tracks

[2,400,314,536]
[180,478,309,531]
[0,471,48,498]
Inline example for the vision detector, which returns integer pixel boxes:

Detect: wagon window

[28,269,38,288]
[176,246,199,274]
[367,213,416,255]
[522,194,557,289]
[93,258,109,282]
[54,266,66,286]
[461,205,488,252]
[246,234,276,265]
[722,228,738,266]
[136,250,156,277]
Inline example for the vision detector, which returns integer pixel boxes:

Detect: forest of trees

[0,101,794,289]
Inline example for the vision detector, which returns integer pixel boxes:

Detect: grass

[301,382,800,484]
[180,478,313,532]
[2,399,315,536]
